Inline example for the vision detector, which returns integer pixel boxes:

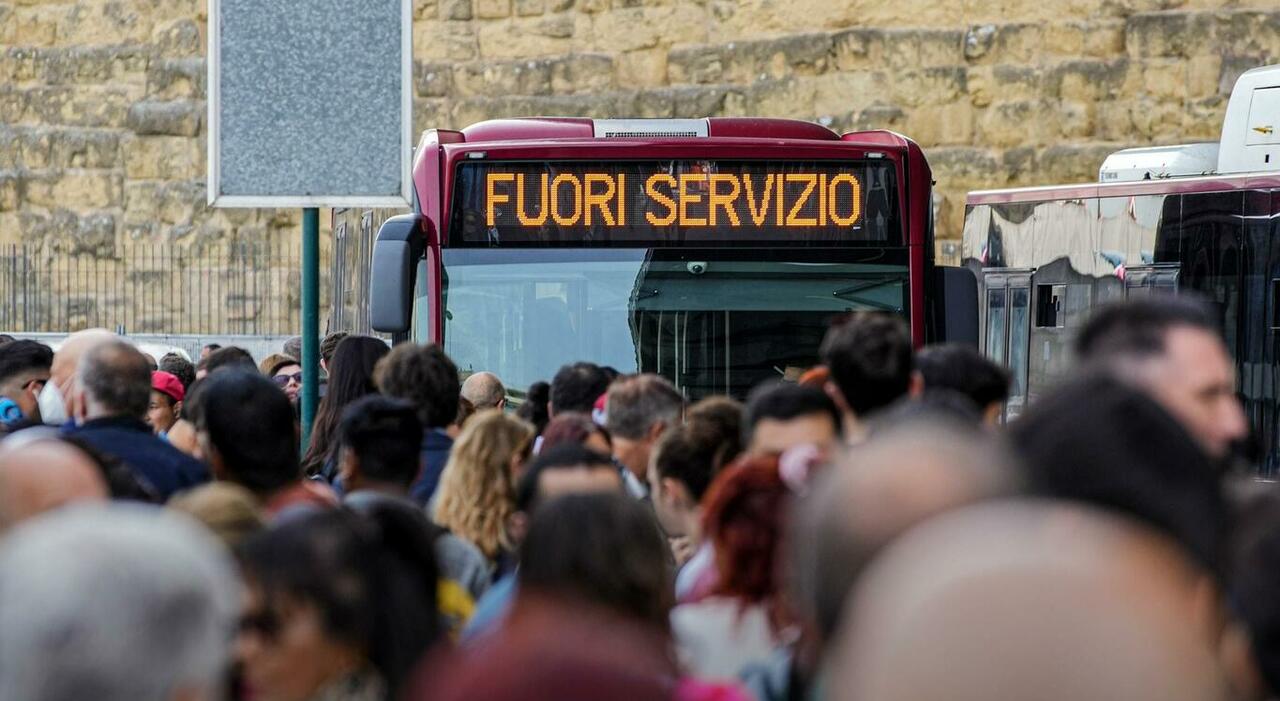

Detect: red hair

[700,454,789,607]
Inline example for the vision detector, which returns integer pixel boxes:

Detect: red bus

[368,117,967,401]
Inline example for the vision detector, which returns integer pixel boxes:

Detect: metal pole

[301,207,320,452]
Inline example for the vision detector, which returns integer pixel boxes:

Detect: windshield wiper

[832,278,902,313]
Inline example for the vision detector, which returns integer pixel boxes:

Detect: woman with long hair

[302,336,390,478]
[432,410,534,571]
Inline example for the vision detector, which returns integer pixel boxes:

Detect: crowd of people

[0,296,1274,701]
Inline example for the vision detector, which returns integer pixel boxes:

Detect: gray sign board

[208,0,412,208]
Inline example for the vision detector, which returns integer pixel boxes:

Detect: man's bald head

[0,438,108,532]
[832,501,1230,701]
[461,372,506,410]
[790,416,1018,645]
[50,329,115,388]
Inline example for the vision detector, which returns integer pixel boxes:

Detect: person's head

[281,336,303,362]
[513,444,623,544]
[167,482,266,550]
[1008,373,1228,578]
[515,381,551,434]
[159,352,196,392]
[915,343,1010,425]
[1224,487,1280,700]
[195,370,301,498]
[604,374,684,474]
[0,340,52,425]
[461,371,507,411]
[200,342,222,360]
[302,337,391,474]
[743,382,841,455]
[686,395,744,466]
[648,420,736,538]
[199,345,255,380]
[0,504,240,701]
[374,343,460,430]
[432,409,534,560]
[235,504,440,701]
[519,492,673,632]
[549,362,610,416]
[0,435,108,532]
[318,332,349,372]
[540,411,612,456]
[819,313,917,425]
[1076,297,1247,462]
[75,339,151,422]
[831,501,1232,701]
[792,415,1017,650]
[146,370,185,435]
[262,354,302,403]
[45,328,115,424]
[337,395,423,494]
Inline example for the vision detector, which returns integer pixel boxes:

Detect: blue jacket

[409,428,453,506]
[68,416,209,500]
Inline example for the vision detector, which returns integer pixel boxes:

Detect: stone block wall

[2,0,1279,329]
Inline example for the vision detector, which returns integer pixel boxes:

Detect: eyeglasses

[271,372,303,386]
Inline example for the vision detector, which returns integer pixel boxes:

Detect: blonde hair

[433,409,533,560]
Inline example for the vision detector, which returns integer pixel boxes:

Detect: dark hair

[516,381,551,434]
[819,313,914,416]
[686,396,744,467]
[202,343,222,353]
[237,505,440,699]
[196,370,300,495]
[915,343,1010,409]
[338,396,423,488]
[1075,297,1218,363]
[79,340,151,419]
[1008,373,1227,577]
[201,346,255,375]
[0,334,15,345]
[0,340,52,387]
[1228,488,1280,696]
[302,336,391,476]
[516,444,615,513]
[320,332,350,366]
[158,353,196,391]
[550,362,610,415]
[743,382,841,447]
[519,492,672,631]
[374,343,460,429]
[652,420,732,502]
[540,412,610,453]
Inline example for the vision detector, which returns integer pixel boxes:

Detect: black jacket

[67,416,209,500]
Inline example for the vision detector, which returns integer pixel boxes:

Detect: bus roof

[453,117,912,148]
[966,171,1280,206]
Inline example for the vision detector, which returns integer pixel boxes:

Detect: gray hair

[0,504,241,701]
[77,340,150,419]
[604,374,684,441]
[460,371,506,409]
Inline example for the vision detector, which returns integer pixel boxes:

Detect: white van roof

[1218,64,1280,174]
[1098,142,1219,183]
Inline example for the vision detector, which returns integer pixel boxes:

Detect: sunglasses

[271,372,303,386]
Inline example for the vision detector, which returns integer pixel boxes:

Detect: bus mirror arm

[369,213,428,337]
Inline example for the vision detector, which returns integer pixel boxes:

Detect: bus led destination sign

[452,160,901,246]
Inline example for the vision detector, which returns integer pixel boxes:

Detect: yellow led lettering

[818,173,828,226]
[786,174,818,226]
[584,174,617,226]
[486,173,515,227]
[515,173,548,226]
[645,174,677,226]
[616,174,626,226]
[708,174,741,227]
[828,173,862,226]
[775,172,785,226]
[742,174,773,226]
[679,173,707,227]
[550,174,582,226]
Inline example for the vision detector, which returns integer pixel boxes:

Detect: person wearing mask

[66,340,208,500]
[548,362,611,417]
[373,343,462,506]
[0,339,53,433]
[301,336,390,479]
[461,371,506,411]
[235,505,442,701]
[1074,297,1249,467]
[38,328,115,427]
[915,343,1011,426]
[432,410,535,573]
[605,374,684,499]
[819,313,920,443]
[742,382,842,456]
[0,504,241,701]
[146,370,184,438]
[195,370,335,517]
[263,354,303,404]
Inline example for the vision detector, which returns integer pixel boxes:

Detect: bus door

[982,269,1032,420]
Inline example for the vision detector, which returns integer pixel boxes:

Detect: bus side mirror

[369,214,426,335]
[931,266,979,346]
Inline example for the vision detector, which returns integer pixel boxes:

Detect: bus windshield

[441,248,908,399]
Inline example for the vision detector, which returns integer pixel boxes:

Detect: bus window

[1008,286,1030,407]
[410,257,430,343]
[986,288,1007,366]
[1035,284,1065,328]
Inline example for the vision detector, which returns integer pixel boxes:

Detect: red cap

[151,371,185,403]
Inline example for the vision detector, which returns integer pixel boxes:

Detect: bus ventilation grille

[601,130,703,138]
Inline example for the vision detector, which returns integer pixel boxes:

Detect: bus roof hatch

[592,118,709,138]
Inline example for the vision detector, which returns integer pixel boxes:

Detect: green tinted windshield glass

[441,248,907,399]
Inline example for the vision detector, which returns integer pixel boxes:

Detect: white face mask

[37,381,67,426]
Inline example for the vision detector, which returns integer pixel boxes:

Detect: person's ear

[337,448,359,487]
[201,435,228,480]
[659,477,685,507]
[824,380,851,414]
[646,420,667,443]
[507,511,529,545]
[908,370,925,398]
[173,400,184,419]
